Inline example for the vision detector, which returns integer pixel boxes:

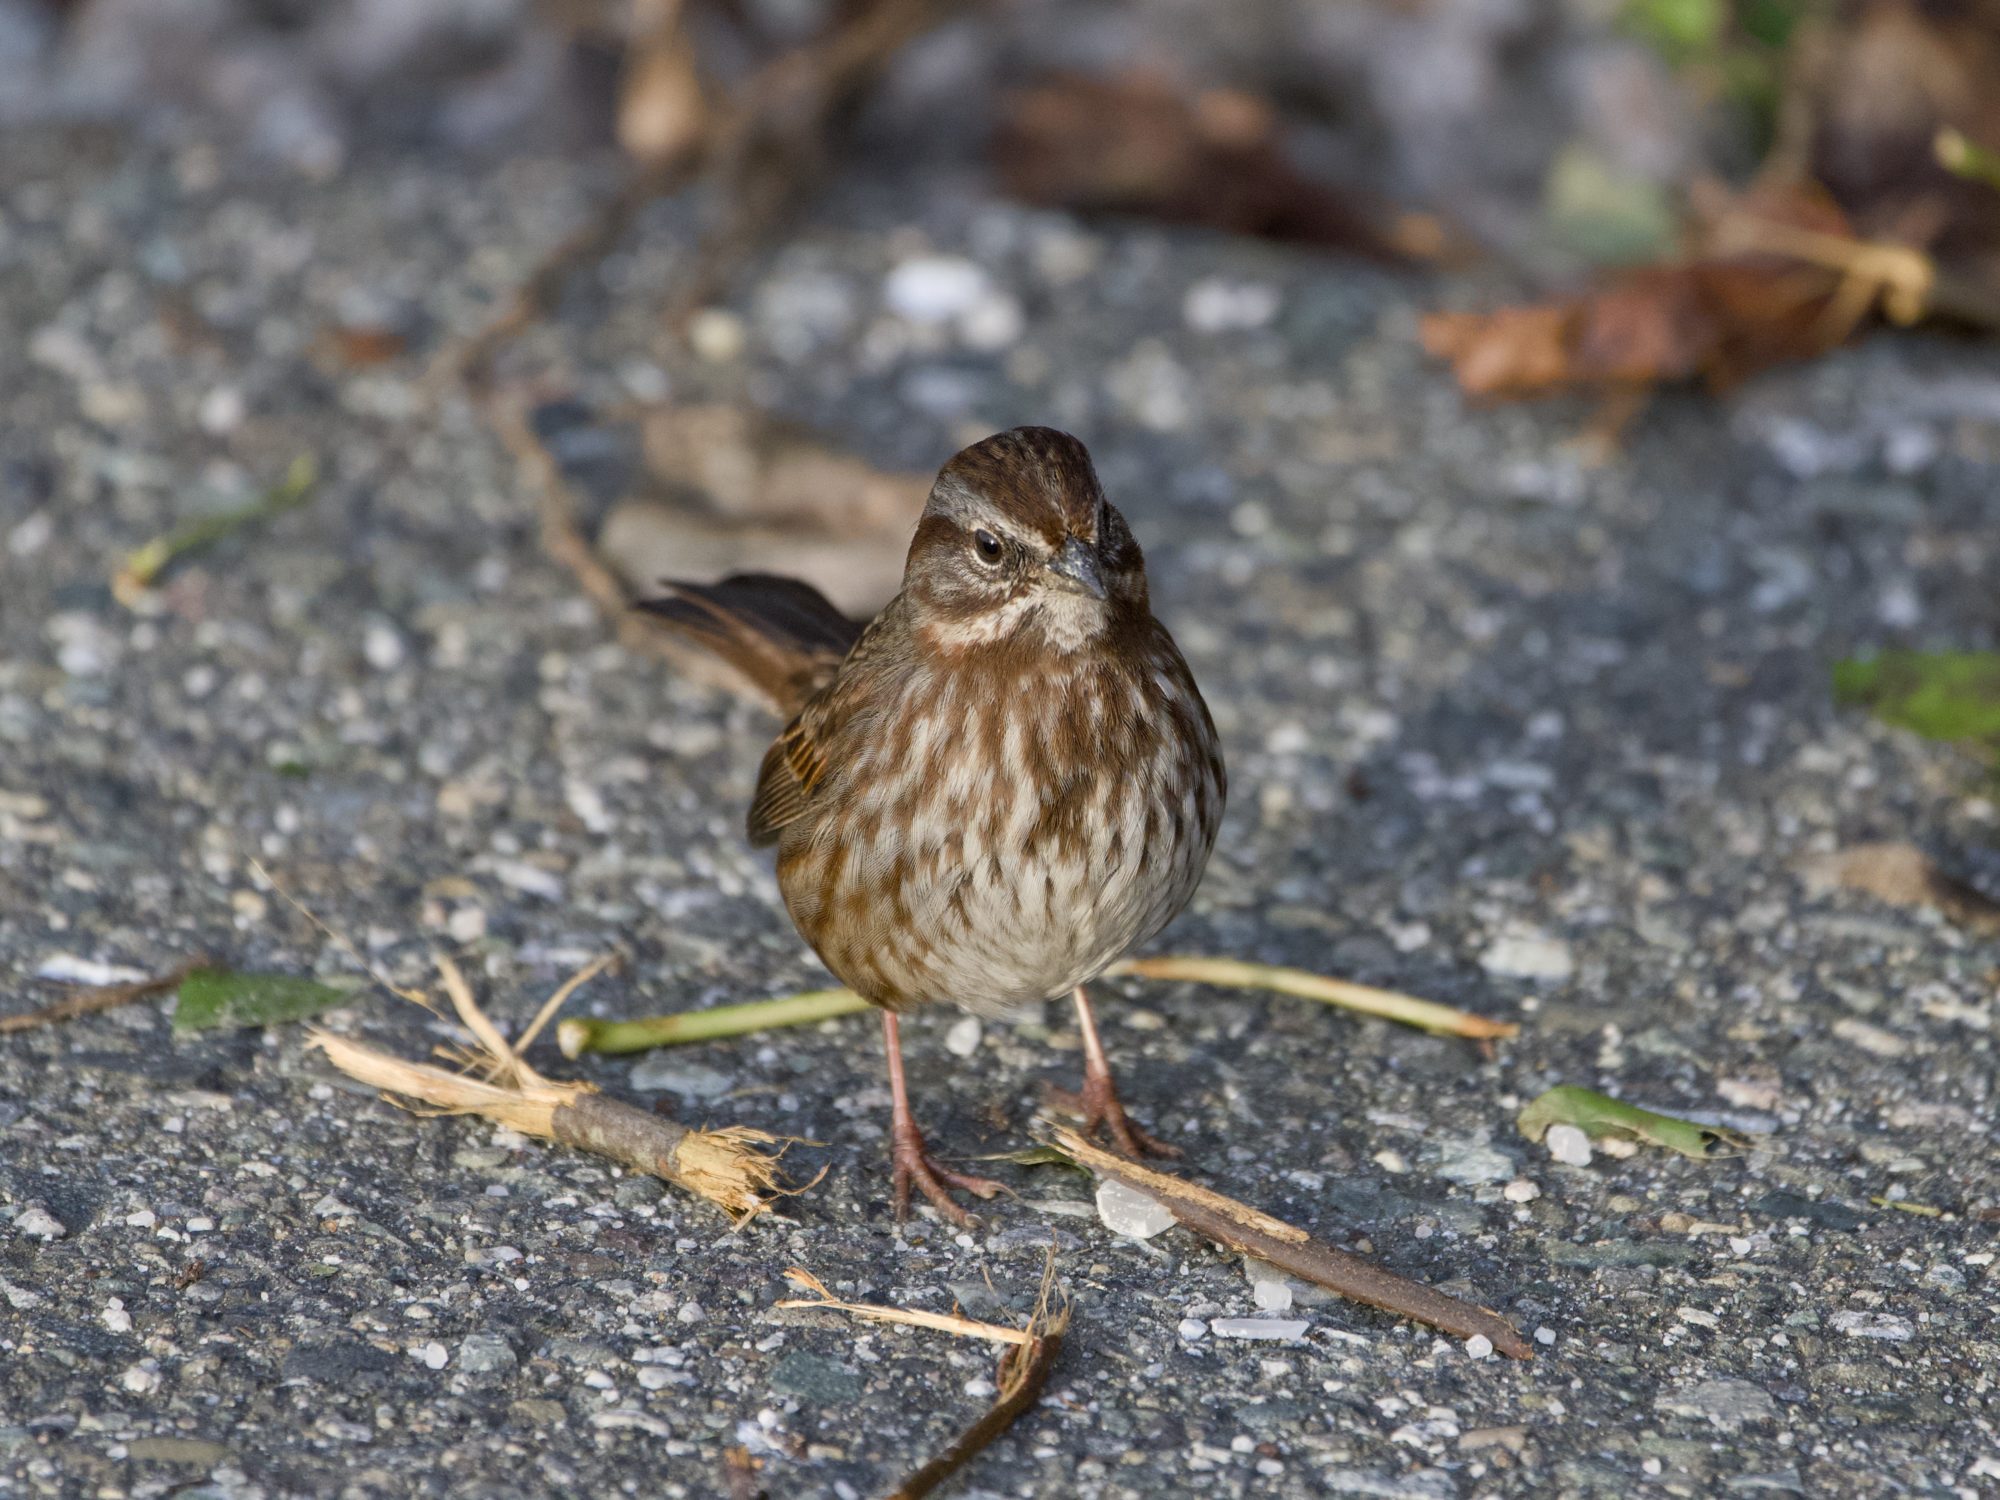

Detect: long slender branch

[1049,1127,1533,1358]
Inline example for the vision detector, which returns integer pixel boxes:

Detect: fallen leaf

[1421,184,1875,400]
[1797,841,2000,935]
[1517,1086,1751,1160]
[994,71,1435,260]
[174,970,361,1034]
[1832,650,2000,751]
[640,403,927,534]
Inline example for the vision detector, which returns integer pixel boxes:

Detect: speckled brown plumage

[640,427,1225,1220]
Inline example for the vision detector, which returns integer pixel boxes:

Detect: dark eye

[972,529,1003,565]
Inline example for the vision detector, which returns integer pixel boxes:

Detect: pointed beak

[1045,537,1107,600]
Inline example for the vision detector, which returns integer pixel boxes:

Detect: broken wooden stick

[1046,1126,1533,1358]
[311,954,797,1223]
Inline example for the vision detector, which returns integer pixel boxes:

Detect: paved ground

[2,128,1998,1499]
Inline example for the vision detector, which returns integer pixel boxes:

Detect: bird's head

[903,426,1147,654]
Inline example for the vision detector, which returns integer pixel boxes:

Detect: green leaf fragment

[975,1145,1087,1173]
[1517,1085,1752,1160]
[1832,650,2000,748]
[173,969,361,1033]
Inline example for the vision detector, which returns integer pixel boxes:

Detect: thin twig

[0,958,209,1036]
[249,856,430,1006]
[774,1257,1068,1499]
[890,1257,1069,1500]
[515,951,620,1057]
[427,157,704,392]
[112,455,317,609]
[776,1268,1031,1346]
[1047,1126,1534,1358]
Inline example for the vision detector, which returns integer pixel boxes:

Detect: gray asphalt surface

[2,129,1998,1499]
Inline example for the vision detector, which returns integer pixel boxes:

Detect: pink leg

[1068,986,1181,1158]
[883,1011,1004,1225]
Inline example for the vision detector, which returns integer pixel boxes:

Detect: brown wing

[747,716,829,846]
[743,599,910,847]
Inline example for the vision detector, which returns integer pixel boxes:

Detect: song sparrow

[639,426,1225,1222]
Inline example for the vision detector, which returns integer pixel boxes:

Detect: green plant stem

[558,955,1516,1058]
[558,987,868,1056]
[1109,955,1518,1038]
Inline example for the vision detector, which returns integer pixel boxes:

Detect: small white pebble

[1503,1178,1541,1202]
[1230,1435,1255,1453]
[677,1300,705,1324]
[637,1367,673,1391]
[963,1377,997,1398]
[1544,1124,1593,1167]
[1465,1334,1494,1360]
[363,620,407,672]
[1256,1458,1284,1477]
[125,1209,157,1229]
[884,257,990,324]
[688,308,746,362]
[1371,1149,1407,1174]
[943,1016,983,1058]
[103,1300,133,1334]
[1597,1135,1640,1159]
[421,1342,448,1370]
[1177,1318,1208,1340]
[185,1216,214,1233]
[1535,1326,1557,1346]
[121,1364,160,1394]
[14,1206,65,1240]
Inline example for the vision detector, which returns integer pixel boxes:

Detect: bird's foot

[1053,1071,1182,1160]
[889,1120,1005,1226]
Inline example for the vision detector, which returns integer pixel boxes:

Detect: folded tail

[634,573,862,716]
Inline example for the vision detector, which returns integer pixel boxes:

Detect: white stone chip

[1252,1278,1294,1313]
[943,1016,983,1058]
[1095,1179,1175,1239]
[1544,1124,1594,1166]
[884,257,990,323]
[1465,1334,1495,1360]
[1210,1318,1310,1342]
[13,1205,66,1240]
[1480,927,1576,982]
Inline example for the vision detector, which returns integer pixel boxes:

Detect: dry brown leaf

[640,403,928,533]
[994,70,1431,261]
[1420,185,1905,400]
[1798,842,2000,935]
